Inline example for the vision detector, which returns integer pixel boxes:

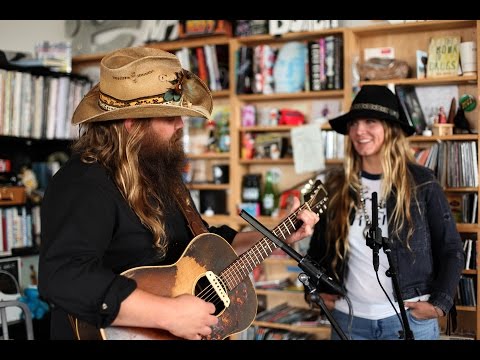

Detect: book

[308,40,321,91]
[333,35,344,90]
[235,46,254,94]
[0,256,22,322]
[416,50,428,79]
[446,193,463,223]
[324,36,335,89]
[395,85,427,135]
[364,46,395,61]
[426,36,461,78]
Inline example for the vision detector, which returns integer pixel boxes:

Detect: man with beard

[38,47,320,340]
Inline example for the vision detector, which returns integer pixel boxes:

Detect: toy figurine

[437,106,447,124]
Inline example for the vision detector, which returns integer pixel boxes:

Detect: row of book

[307,35,343,92]
[322,129,345,160]
[413,141,479,188]
[175,45,229,92]
[0,68,92,139]
[255,302,321,324]
[249,327,315,340]
[447,193,477,224]
[236,36,344,95]
[0,205,41,256]
[456,275,477,307]
[463,238,477,270]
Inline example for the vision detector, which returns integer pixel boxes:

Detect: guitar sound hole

[194,275,225,316]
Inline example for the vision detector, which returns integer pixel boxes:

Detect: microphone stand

[366,192,414,341]
[240,210,348,340]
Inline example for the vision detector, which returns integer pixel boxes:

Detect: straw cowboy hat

[329,85,416,136]
[72,46,213,125]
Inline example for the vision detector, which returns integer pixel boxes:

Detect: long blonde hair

[325,122,417,279]
[72,119,169,255]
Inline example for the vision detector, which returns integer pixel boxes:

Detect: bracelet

[434,306,445,318]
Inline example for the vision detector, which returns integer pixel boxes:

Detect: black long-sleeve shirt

[39,154,237,339]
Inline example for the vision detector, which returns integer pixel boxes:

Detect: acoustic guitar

[70,180,327,340]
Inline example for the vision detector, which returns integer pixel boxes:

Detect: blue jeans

[330,309,440,340]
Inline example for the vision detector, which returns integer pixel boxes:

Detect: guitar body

[70,180,328,340]
[71,233,257,340]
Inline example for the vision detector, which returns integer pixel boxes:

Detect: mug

[212,165,229,184]
[460,41,477,75]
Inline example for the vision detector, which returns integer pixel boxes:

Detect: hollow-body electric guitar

[70,180,327,340]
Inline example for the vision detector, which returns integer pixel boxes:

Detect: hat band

[98,90,184,112]
[351,103,399,119]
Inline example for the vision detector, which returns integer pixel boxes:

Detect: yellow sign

[426,36,461,77]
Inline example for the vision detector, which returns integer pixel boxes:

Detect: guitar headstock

[302,179,328,216]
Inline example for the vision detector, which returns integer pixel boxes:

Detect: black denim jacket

[306,163,465,315]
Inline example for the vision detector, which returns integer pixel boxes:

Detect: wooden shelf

[237,90,344,102]
[351,20,477,37]
[360,74,477,87]
[72,35,232,64]
[264,257,298,266]
[239,158,294,165]
[409,134,479,142]
[239,125,297,132]
[457,306,477,312]
[145,35,231,51]
[255,288,303,296]
[187,152,230,160]
[457,224,480,233]
[252,320,331,338]
[212,89,230,98]
[236,28,344,45]
[445,188,479,193]
[186,183,229,190]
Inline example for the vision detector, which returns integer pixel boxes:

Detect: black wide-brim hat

[329,85,416,136]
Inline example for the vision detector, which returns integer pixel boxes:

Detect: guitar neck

[220,205,308,291]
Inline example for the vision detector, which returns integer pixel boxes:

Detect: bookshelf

[250,257,331,340]
[0,61,88,261]
[349,19,480,339]
[68,19,480,340]
[229,28,351,221]
[227,28,350,339]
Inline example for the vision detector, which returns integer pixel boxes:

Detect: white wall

[0,20,67,54]
[0,20,379,55]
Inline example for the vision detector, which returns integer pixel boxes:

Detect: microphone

[239,210,346,296]
[370,192,381,272]
[298,256,346,296]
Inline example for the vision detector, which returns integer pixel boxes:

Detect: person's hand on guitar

[283,196,320,245]
[231,195,320,255]
[167,294,219,340]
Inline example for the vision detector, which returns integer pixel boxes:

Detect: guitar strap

[174,184,209,236]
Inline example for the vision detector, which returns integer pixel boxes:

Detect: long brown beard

[138,128,186,209]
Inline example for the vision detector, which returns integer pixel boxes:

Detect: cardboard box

[433,123,454,136]
[0,186,26,206]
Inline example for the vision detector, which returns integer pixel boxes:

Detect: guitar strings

[195,197,327,312]
[194,206,305,308]
[193,194,326,337]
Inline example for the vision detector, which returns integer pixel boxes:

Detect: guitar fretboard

[219,204,308,291]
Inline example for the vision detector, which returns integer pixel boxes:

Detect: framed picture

[0,257,21,294]
[0,256,22,323]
